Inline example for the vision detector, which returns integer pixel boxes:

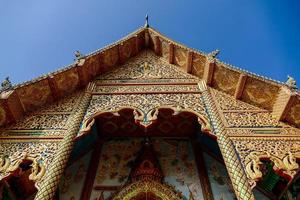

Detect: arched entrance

[71,107,211,199]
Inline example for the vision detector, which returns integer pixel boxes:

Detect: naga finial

[74,50,84,61]
[208,49,220,59]
[144,14,149,28]
[286,75,298,90]
[0,77,13,92]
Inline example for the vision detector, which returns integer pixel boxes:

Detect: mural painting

[203,152,236,200]
[59,150,93,200]
[90,138,203,200]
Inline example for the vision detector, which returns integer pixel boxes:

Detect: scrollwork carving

[234,139,300,182]
[0,141,59,185]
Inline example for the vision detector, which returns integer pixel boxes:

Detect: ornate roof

[0,23,299,128]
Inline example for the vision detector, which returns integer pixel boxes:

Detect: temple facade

[0,20,300,200]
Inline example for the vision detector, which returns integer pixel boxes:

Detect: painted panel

[16,79,53,111]
[54,68,79,95]
[59,150,93,200]
[212,64,240,95]
[203,152,236,200]
[241,77,280,110]
[286,96,300,128]
[192,53,206,79]
[91,138,204,200]
[157,138,204,200]
[174,46,187,69]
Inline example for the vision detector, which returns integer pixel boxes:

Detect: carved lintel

[272,86,295,121]
[47,76,60,100]
[234,74,248,99]
[203,61,215,86]
[186,51,193,74]
[168,43,174,64]
[154,36,161,56]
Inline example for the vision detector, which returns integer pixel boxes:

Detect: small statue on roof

[286,75,298,90]
[74,50,86,66]
[0,77,13,92]
[208,49,220,59]
[74,50,84,61]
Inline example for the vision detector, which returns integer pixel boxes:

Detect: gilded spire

[144,14,149,28]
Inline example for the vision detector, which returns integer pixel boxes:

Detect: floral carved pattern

[211,89,262,111]
[233,139,300,183]
[2,114,69,130]
[0,141,59,185]
[223,112,279,127]
[84,93,206,123]
[97,50,197,81]
[94,85,199,94]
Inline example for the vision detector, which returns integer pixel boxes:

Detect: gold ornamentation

[192,53,206,79]
[3,113,69,130]
[111,180,183,200]
[234,139,300,182]
[94,84,199,94]
[81,94,211,135]
[0,141,59,184]
[288,104,300,125]
[223,112,278,127]
[84,93,206,122]
[17,79,52,111]
[242,77,280,110]
[210,89,262,111]
[54,69,80,94]
[199,81,255,200]
[34,84,93,199]
[174,46,187,68]
[212,64,240,95]
[98,50,197,81]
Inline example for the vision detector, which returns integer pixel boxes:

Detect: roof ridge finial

[208,49,220,59]
[144,14,149,28]
[286,75,298,90]
[0,76,13,93]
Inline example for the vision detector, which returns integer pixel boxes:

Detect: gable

[0,26,299,128]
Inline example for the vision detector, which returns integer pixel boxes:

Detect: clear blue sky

[0,0,299,85]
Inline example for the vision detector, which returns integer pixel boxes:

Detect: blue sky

[0,0,299,85]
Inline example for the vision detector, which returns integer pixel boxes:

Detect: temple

[0,17,300,200]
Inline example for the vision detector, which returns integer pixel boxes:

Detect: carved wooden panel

[191,53,206,79]
[212,64,239,95]
[241,77,280,110]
